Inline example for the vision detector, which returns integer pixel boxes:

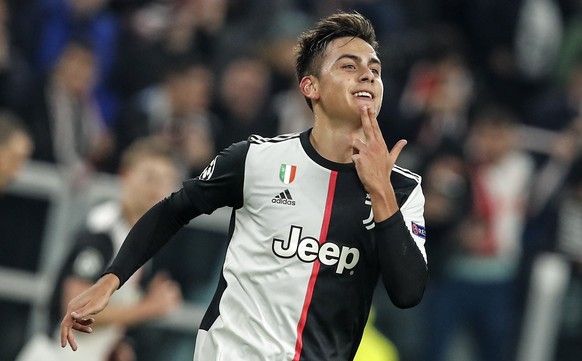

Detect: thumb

[71,298,102,320]
[71,307,91,320]
[389,139,407,162]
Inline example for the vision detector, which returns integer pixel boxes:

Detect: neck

[310,117,364,164]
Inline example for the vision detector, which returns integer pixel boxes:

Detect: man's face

[0,132,33,191]
[312,36,383,122]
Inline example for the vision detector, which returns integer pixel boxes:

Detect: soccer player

[60,11,428,360]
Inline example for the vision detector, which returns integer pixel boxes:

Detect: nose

[359,68,375,83]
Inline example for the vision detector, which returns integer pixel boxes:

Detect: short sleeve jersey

[182,130,426,361]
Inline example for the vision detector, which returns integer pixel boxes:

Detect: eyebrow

[335,54,382,67]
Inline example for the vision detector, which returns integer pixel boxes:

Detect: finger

[360,106,375,143]
[67,329,78,351]
[75,317,95,326]
[389,139,408,162]
[60,315,73,347]
[367,107,382,140]
[72,323,93,334]
[71,303,98,320]
[352,137,366,155]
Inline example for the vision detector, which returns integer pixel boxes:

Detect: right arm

[59,186,209,351]
[60,140,249,350]
[61,272,181,328]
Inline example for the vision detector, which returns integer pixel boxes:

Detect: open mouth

[353,91,373,99]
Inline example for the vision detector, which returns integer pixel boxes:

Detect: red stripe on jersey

[293,171,337,360]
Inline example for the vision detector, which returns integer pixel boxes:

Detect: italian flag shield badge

[279,164,297,184]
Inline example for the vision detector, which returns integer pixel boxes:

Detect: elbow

[385,268,428,309]
[390,283,426,309]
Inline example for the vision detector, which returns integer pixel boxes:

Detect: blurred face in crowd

[169,65,214,116]
[53,43,96,98]
[68,0,108,17]
[306,36,383,124]
[220,58,270,120]
[120,155,179,220]
[0,131,33,191]
[466,119,516,164]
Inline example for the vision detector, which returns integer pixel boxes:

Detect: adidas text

[272,189,296,206]
[272,198,296,206]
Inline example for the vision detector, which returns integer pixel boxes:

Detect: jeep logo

[272,226,360,274]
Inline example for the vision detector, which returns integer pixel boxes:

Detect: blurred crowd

[2,0,582,360]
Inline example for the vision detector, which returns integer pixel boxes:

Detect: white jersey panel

[394,168,427,263]
[195,135,333,360]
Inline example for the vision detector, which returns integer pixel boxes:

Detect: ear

[299,76,319,101]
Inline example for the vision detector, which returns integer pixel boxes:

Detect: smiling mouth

[353,91,373,99]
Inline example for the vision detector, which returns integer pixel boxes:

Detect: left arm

[352,106,427,308]
[374,191,427,308]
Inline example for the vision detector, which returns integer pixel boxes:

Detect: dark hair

[294,11,378,109]
[470,104,518,130]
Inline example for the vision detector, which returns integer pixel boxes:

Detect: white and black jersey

[106,129,427,361]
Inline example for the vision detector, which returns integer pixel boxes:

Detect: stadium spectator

[16,136,182,361]
[423,105,534,361]
[33,0,120,125]
[114,57,218,177]
[22,40,114,176]
[549,156,582,361]
[212,55,280,150]
[112,0,228,100]
[0,0,33,113]
[0,110,33,192]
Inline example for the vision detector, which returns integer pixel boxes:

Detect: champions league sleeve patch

[199,156,217,181]
[411,221,426,239]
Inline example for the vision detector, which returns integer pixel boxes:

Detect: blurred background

[1,0,582,360]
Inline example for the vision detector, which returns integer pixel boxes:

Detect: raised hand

[352,106,407,221]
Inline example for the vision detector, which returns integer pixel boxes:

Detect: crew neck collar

[300,128,356,172]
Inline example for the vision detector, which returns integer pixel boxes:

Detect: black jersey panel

[199,273,228,331]
[300,130,355,172]
[183,140,249,213]
[298,171,378,360]
[391,166,420,206]
[199,208,237,331]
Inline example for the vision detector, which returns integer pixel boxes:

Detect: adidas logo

[272,189,296,206]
